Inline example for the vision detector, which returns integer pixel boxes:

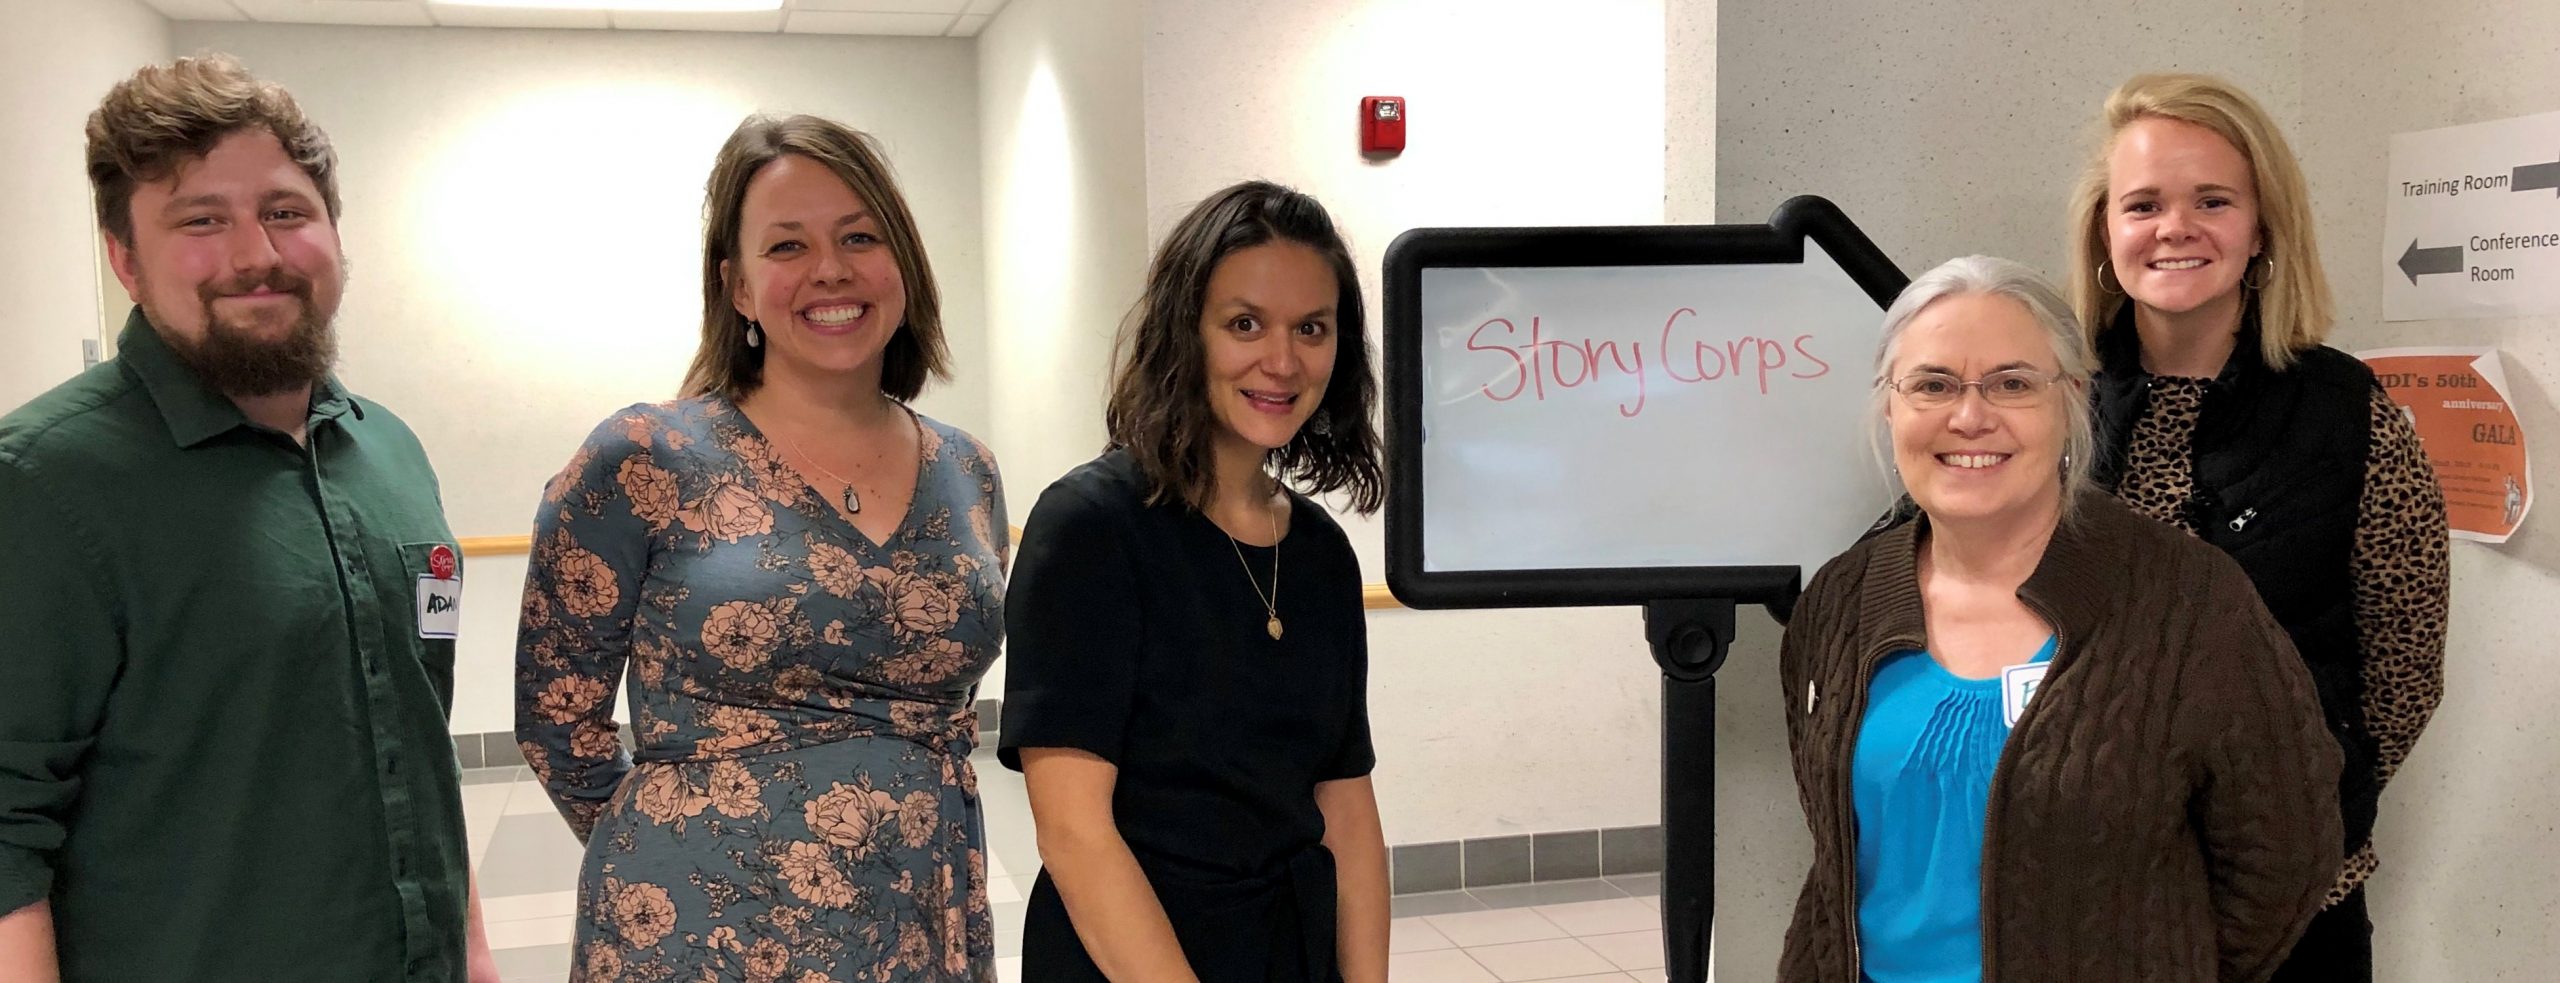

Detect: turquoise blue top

[1851,635,2058,983]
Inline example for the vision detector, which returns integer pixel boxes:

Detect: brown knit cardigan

[1777,490,2343,983]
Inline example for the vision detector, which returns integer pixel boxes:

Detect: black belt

[1280,843,1339,983]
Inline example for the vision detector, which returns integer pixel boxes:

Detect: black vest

[2091,309,2383,850]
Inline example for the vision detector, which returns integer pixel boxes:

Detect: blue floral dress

[516,395,1005,982]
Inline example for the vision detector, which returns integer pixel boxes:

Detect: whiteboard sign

[1384,197,1906,609]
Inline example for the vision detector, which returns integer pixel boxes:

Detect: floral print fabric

[517,396,1006,982]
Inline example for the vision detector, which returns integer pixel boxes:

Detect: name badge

[417,576,462,639]
[2000,662,2049,728]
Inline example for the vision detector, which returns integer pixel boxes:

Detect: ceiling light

[436,0,785,12]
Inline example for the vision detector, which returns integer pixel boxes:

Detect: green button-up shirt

[0,309,469,982]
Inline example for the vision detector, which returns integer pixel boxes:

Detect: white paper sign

[2383,109,2560,321]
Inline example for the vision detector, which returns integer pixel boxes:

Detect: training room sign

[2383,109,2560,321]
[2357,347,2530,543]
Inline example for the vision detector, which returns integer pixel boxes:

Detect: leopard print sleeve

[2354,386,2450,788]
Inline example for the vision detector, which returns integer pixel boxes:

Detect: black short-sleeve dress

[998,449,1375,983]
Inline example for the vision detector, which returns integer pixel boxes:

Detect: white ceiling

[136,0,1011,37]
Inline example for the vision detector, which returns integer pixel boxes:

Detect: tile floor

[463,752,1677,983]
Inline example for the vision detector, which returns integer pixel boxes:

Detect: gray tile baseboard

[450,730,533,771]
[1600,823,1666,876]
[450,698,1007,771]
[1391,824,1663,896]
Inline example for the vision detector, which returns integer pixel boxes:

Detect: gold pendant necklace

[1226,491,1283,640]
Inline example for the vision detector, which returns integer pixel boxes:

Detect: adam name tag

[417,576,462,639]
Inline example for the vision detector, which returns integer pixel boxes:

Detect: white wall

[1143,0,1671,844]
[975,0,1150,703]
[0,0,168,409]
[1664,0,1714,225]
[2295,2,2560,976]
[168,23,988,735]
[1715,1,2301,264]
[977,0,1147,498]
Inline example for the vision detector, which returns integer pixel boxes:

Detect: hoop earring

[2243,256,2276,291]
[745,320,762,348]
[2095,262,2122,295]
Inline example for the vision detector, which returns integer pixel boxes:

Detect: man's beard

[146,268,339,398]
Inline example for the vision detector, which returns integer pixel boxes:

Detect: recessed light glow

[436,0,785,12]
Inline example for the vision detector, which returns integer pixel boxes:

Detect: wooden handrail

[458,535,534,557]
[459,533,1410,610]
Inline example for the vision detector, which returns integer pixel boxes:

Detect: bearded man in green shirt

[0,55,498,982]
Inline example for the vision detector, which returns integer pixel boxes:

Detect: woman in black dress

[998,180,1388,982]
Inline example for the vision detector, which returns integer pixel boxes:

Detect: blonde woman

[2067,73,2450,982]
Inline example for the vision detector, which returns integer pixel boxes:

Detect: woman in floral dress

[516,115,1005,982]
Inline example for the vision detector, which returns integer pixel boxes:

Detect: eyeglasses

[1879,369,2065,409]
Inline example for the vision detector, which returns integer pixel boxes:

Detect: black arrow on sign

[2398,239,2463,284]
[2516,155,2560,195]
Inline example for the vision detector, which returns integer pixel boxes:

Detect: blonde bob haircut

[2067,73,2333,369]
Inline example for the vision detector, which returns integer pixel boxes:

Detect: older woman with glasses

[1777,255,2343,983]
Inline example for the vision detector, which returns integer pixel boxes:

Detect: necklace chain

[778,430,862,515]
[1226,487,1284,640]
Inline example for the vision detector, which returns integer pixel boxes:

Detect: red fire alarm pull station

[1362,96,1405,155]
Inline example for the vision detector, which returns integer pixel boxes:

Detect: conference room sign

[2383,109,2560,321]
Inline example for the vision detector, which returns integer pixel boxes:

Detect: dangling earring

[2242,255,2276,290]
[2059,452,2074,474]
[2095,262,2122,295]
[745,320,762,348]
[1307,409,1333,437]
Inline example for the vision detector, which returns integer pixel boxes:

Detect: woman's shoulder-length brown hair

[1105,180,1384,514]
[682,114,950,402]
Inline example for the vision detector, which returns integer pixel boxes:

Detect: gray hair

[1867,255,2098,516]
